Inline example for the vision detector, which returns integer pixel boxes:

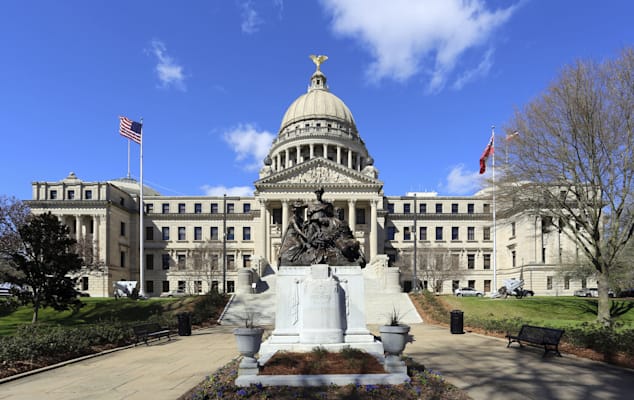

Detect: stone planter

[233,327,264,376]
[379,324,410,374]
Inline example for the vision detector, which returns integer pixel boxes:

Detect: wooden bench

[506,325,564,357]
[132,323,171,346]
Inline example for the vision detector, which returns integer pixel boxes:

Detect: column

[348,150,353,169]
[348,200,356,233]
[370,200,378,260]
[310,143,314,159]
[281,200,289,236]
[257,200,267,261]
[323,143,328,159]
[296,145,301,164]
[75,216,83,242]
[336,146,341,165]
[285,148,290,168]
[93,216,100,263]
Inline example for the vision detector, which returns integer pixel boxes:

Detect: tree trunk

[32,303,39,323]
[596,271,611,326]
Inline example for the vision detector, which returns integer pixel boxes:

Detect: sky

[1,0,633,200]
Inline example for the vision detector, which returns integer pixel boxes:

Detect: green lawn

[440,295,634,329]
[0,297,181,336]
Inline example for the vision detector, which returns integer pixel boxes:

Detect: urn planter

[379,324,410,374]
[233,327,264,376]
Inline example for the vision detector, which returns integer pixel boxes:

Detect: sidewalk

[1,323,633,400]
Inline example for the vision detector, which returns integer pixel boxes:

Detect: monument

[259,188,383,361]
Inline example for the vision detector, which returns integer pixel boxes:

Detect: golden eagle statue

[309,54,328,71]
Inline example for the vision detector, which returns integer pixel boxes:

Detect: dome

[279,71,357,135]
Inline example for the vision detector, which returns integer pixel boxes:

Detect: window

[542,247,546,263]
[547,276,553,290]
[227,203,235,213]
[467,203,474,214]
[419,226,427,241]
[564,277,570,290]
[243,226,251,240]
[81,276,88,291]
[120,222,126,236]
[467,254,475,269]
[162,227,170,240]
[483,203,491,213]
[227,280,235,293]
[177,254,186,270]
[511,250,516,267]
[146,203,153,213]
[85,190,92,200]
[483,254,491,270]
[581,278,587,289]
[211,203,218,213]
[146,254,154,270]
[272,208,282,224]
[451,254,459,268]
[194,203,202,214]
[211,280,219,292]
[511,222,516,237]
[194,280,202,294]
[484,280,491,292]
[483,227,491,241]
[243,203,251,213]
[178,203,186,213]
[194,226,202,241]
[178,227,186,241]
[387,203,394,213]
[211,254,219,268]
[119,198,125,206]
[404,227,411,241]
[466,227,475,241]
[404,204,411,214]
[162,281,169,293]
[435,203,442,213]
[451,203,458,214]
[146,281,154,293]
[162,203,170,214]
[435,227,443,241]
[144,226,153,241]
[387,226,396,240]
[451,227,459,241]
[355,208,366,224]
[68,190,75,200]
[419,203,426,213]
[227,255,236,270]
[452,280,460,291]
[210,226,219,240]
[243,254,251,268]
[468,280,475,289]
[162,254,170,269]
[50,190,57,199]
[120,251,126,268]
[227,227,235,240]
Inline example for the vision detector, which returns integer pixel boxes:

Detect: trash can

[177,312,192,336]
[450,310,464,334]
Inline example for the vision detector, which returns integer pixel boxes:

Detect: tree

[189,240,223,293]
[500,48,634,324]
[1,209,83,322]
[396,247,464,293]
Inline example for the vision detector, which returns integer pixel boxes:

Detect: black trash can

[177,312,192,336]
[450,310,464,334]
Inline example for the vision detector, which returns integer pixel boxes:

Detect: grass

[0,297,182,336]
[439,295,634,330]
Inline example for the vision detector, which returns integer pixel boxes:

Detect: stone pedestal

[236,269,253,294]
[259,264,383,361]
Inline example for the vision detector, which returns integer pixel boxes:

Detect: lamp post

[413,193,418,293]
[222,194,227,294]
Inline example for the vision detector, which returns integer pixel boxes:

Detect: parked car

[159,289,187,298]
[618,288,634,297]
[573,288,615,297]
[454,287,484,297]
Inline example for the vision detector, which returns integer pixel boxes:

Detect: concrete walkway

[1,323,633,400]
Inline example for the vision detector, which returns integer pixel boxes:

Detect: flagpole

[492,126,497,293]
[139,118,145,297]
[127,139,131,178]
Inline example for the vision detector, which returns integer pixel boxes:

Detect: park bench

[132,323,171,346]
[506,324,564,357]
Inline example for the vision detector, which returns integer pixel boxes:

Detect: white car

[159,289,187,298]
[454,287,484,297]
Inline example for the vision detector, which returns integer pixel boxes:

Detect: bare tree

[189,240,223,293]
[396,247,464,293]
[500,48,634,324]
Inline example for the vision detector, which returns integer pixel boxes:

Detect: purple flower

[237,388,248,396]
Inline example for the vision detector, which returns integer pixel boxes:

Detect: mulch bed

[260,350,386,375]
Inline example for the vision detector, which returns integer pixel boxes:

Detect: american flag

[119,116,142,144]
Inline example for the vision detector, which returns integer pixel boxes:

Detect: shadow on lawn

[575,299,634,318]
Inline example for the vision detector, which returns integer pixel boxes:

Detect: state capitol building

[27,61,582,298]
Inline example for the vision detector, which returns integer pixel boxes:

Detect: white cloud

[452,48,494,90]
[320,0,516,92]
[223,123,275,171]
[149,40,186,90]
[442,164,483,195]
[201,185,254,197]
[240,1,262,34]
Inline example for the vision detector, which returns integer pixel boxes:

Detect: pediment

[255,157,382,190]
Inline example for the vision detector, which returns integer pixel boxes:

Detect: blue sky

[1,1,632,200]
